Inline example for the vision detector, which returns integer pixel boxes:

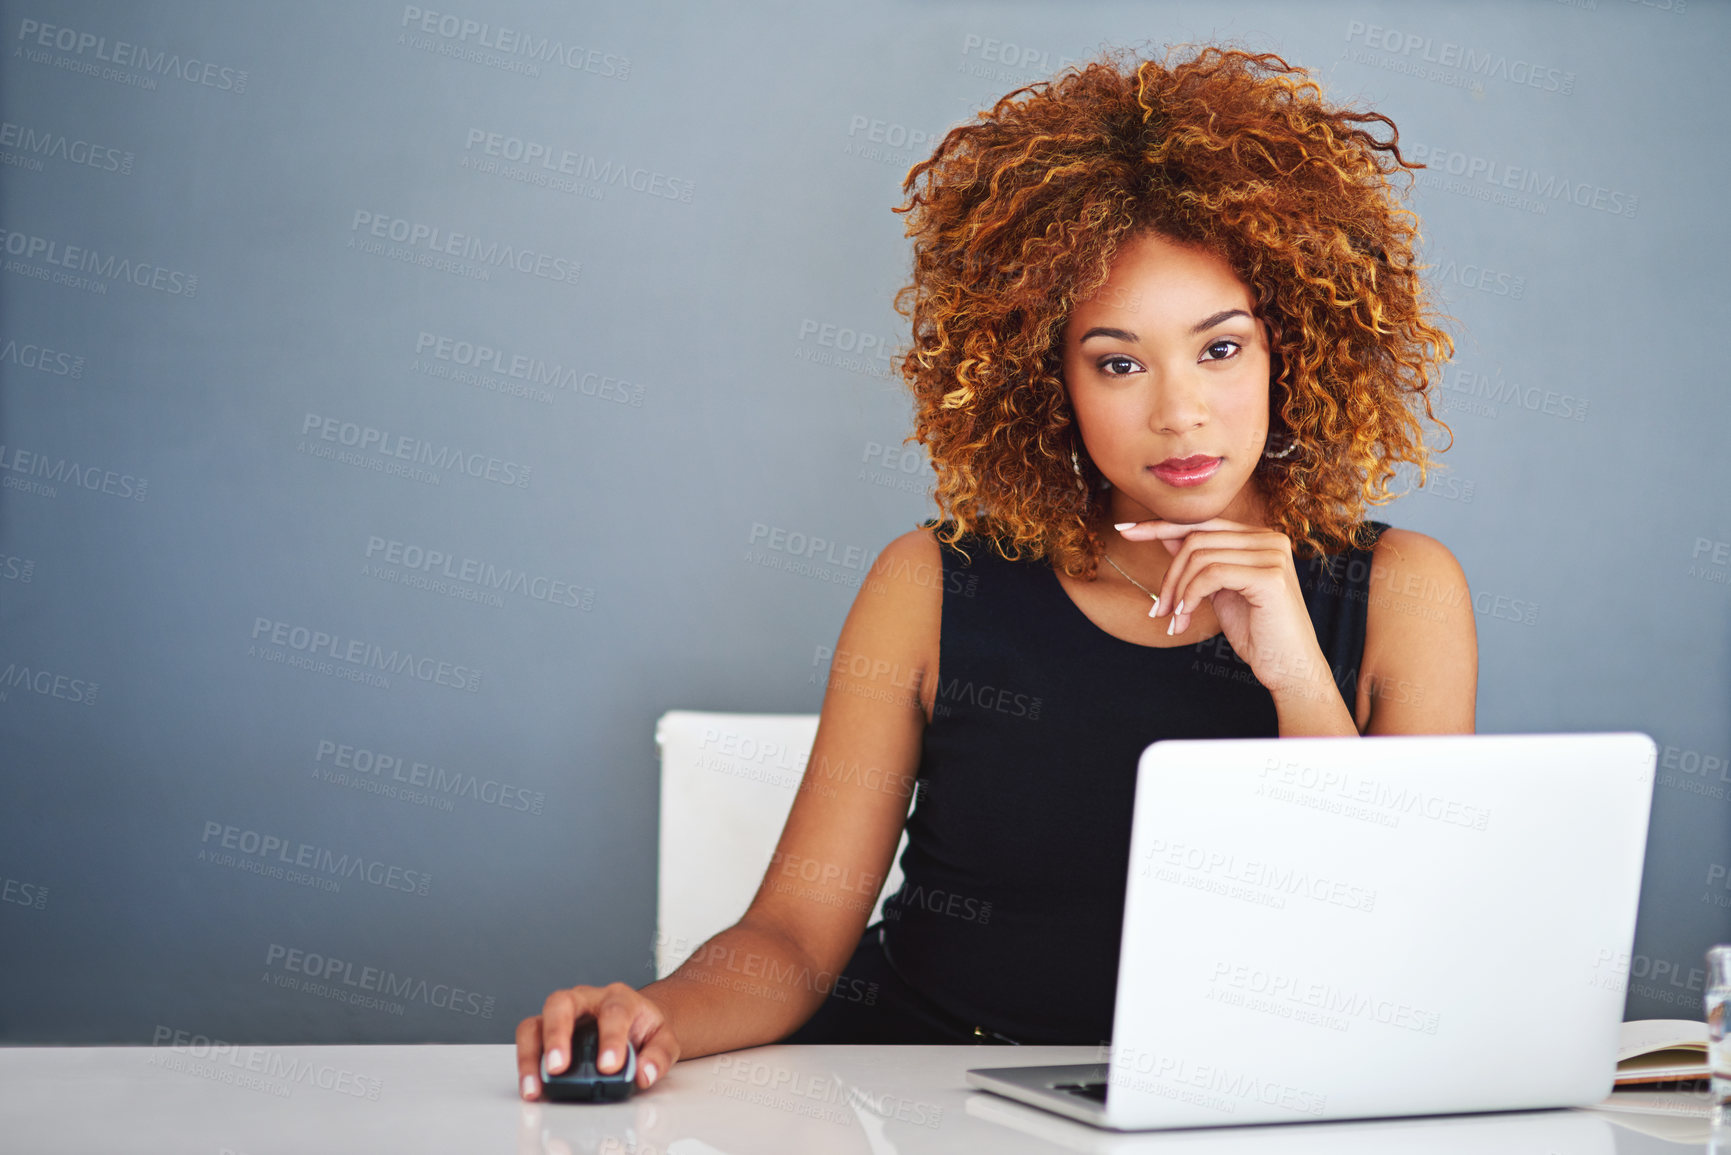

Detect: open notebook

[1591,1023,1715,1146]
[1614,1019,1709,1085]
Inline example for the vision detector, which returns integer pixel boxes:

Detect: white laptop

[966,732,1656,1131]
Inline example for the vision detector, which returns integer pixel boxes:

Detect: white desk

[0,1043,1714,1153]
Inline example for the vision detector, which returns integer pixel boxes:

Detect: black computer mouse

[539,1015,636,1102]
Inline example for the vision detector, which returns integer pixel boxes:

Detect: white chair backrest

[653,710,909,979]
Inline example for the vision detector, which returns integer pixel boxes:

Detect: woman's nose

[1148,374,1208,434]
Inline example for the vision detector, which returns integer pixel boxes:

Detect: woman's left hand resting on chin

[1117,517,1479,736]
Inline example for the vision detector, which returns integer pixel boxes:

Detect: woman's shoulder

[1309,520,1466,592]
[854,524,953,615]
[873,523,946,575]
[1301,521,1467,607]
[886,520,983,568]
[1316,519,1451,561]
[1365,523,1468,592]
[863,520,1027,608]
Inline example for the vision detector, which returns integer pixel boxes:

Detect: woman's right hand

[515,982,682,1101]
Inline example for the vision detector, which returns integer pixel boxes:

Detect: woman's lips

[1150,455,1222,487]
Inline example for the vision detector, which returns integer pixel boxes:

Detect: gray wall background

[1,0,1725,1044]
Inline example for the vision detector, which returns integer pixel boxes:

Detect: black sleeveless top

[876,520,1391,1044]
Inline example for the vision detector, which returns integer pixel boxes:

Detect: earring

[1071,446,1111,491]
[1263,430,1298,460]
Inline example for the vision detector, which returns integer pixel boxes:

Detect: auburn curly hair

[892,45,1453,578]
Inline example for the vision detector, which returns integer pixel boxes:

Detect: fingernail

[1146,601,1160,619]
[547,1049,562,1072]
[1176,599,1185,615]
[1114,522,1136,531]
[521,1074,536,1099]
[600,1049,617,1071]
[1166,615,1177,636]
[643,1062,659,1085]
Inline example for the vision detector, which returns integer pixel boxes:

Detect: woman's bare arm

[1356,528,1478,734]
[520,528,944,1096]
[635,526,943,1057]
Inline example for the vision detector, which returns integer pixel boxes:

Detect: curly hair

[892,44,1454,578]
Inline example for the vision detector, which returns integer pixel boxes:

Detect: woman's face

[1060,230,1272,526]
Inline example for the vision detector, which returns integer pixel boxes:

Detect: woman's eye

[1201,339,1241,362]
[1099,355,1139,376]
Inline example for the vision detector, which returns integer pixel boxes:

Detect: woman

[517,45,1477,1098]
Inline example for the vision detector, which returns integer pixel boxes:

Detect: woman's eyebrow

[1077,309,1250,345]
[1189,308,1250,334]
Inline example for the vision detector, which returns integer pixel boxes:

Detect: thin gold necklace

[1101,552,1163,619]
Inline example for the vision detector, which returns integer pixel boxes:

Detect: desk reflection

[2,1044,1721,1154]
